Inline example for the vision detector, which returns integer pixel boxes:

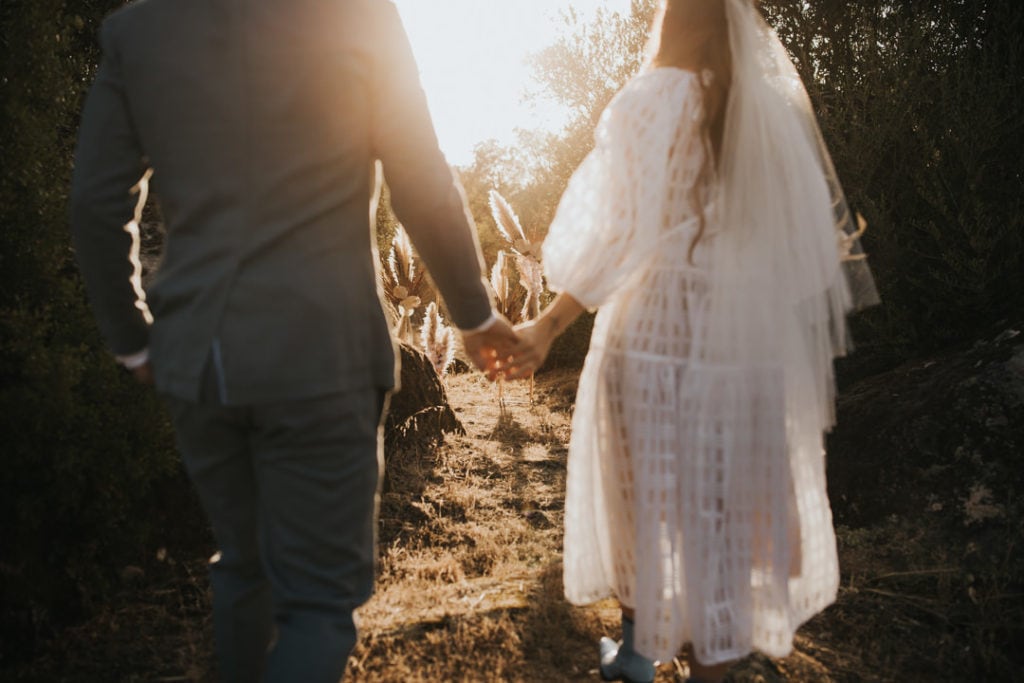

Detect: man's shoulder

[102,0,397,25]
[99,0,402,53]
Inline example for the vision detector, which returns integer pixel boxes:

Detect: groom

[70,0,514,680]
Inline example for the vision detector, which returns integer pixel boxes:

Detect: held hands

[505,293,583,380]
[464,294,583,381]
[463,293,583,381]
[460,315,553,381]
[461,315,519,381]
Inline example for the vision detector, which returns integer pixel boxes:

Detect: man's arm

[368,2,494,332]
[69,20,151,361]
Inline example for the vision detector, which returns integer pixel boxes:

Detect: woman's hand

[461,315,519,382]
[503,293,585,380]
[506,318,555,380]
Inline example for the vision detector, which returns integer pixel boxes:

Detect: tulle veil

[546,0,881,662]
[654,0,880,661]
[702,0,878,435]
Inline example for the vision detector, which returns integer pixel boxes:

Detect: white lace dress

[543,68,840,665]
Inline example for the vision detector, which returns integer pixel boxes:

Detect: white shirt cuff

[459,310,498,334]
[116,347,150,370]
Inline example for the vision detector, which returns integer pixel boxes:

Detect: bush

[0,0,194,661]
[0,306,182,649]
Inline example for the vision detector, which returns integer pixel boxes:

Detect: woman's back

[514,1,877,678]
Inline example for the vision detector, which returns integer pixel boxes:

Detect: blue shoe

[598,618,655,683]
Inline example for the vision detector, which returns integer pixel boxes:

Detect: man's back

[69,3,502,679]
[72,0,492,402]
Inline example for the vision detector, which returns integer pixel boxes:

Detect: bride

[507,1,878,681]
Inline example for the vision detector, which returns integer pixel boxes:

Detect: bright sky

[394,0,632,166]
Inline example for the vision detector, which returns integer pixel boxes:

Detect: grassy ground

[346,371,831,683]
[8,369,1017,681]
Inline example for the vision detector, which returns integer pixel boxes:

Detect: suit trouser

[164,381,387,683]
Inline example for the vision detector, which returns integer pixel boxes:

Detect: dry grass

[345,371,827,682]
[345,370,622,681]
[8,369,1015,681]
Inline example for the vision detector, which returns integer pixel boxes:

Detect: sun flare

[393,0,632,166]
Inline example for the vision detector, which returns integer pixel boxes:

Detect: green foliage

[524,0,657,179]
[0,301,179,611]
[1,0,186,658]
[464,0,1023,367]
[528,0,658,122]
[762,0,1024,356]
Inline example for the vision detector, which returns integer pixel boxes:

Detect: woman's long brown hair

[648,0,732,263]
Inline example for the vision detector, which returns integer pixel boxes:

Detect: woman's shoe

[598,617,655,683]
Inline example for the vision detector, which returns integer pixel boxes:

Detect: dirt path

[348,371,832,682]
[11,369,994,682]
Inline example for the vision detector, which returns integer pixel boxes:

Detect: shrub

[764,0,1024,359]
[0,0,194,661]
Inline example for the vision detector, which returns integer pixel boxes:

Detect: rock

[384,342,464,455]
[827,324,1024,529]
[120,565,145,583]
[810,323,1024,678]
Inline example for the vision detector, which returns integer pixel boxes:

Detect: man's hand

[130,361,154,385]
[461,315,518,381]
[117,349,153,385]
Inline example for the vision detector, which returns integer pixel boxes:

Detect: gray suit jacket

[70,0,492,403]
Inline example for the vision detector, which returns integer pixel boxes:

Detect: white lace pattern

[545,66,843,664]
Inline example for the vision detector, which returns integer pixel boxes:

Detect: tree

[523,0,658,214]
[458,1,658,260]
[761,0,1024,355]
[467,0,1023,363]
